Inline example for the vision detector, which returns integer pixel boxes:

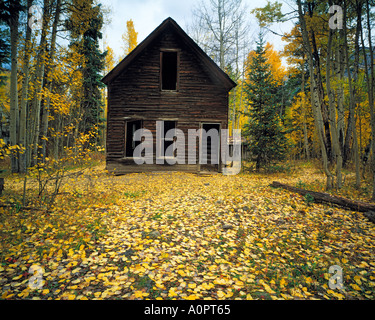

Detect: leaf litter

[1,164,374,300]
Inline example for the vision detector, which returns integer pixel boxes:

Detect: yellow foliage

[229,79,249,131]
[264,42,286,85]
[104,45,116,74]
[0,70,10,114]
[285,91,316,157]
[121,19,138,58]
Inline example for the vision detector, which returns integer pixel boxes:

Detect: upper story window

[161,50,179,91]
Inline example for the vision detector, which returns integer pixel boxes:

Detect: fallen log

[0,204,45,211]
[270,181,375,213]
[0,178,4,196]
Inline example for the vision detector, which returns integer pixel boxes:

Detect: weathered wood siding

[106,24,230,174]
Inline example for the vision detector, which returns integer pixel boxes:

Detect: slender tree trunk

[26,72,35,167]
[32,0,50,165]
[53,113,60,161]
[19,0,33,173]
[365,0,375,200]
[353,120,361,188]
[360,12,371,178]
[343,0,361,187]
[297,0,333,189]
[309,25,332,163]
[301,66,310,160]
[326,19,343,189]
[41,0,61,162]
[9,2,20,173]
[335,21,345,160]
[218,0,225,69]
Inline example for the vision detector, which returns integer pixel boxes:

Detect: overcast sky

[100,0,295,64]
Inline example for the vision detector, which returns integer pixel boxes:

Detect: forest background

[0,0,375,197]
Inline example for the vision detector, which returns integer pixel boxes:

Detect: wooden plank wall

[106,24,230,173]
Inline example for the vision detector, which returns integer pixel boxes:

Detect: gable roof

[101,17,236,91]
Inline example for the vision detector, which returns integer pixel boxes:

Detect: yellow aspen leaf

[235,280,244,286]
[262,283,276,294]
[358,261,369,268]
[280,278,287,288]
[302,287,312,296]
[168,288,178,298]
[188,283,197,289]
[305,277,313,285]
[134,290,143,298]
[331,291,345,299]
[42,289,49,295]
[18,291,29,298]
[177,270,185,277]
[350,284,361,291]
[214,278,227,285]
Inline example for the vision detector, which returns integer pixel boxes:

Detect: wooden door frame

[199,122,222,172]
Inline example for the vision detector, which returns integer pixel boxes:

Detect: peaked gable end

[102,17,236,91]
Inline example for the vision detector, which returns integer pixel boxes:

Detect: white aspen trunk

[19,0,33,173]
[9,6,19,173]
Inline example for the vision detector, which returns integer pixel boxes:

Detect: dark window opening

[161,51,178,91]
[162,121,176,157]
[202,123,220,165]
[126,120,142,157]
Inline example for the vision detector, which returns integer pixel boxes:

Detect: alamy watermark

[28,5,43,31]
[28,264,45,290]
[131,121,242,175]
[329,5,344,30]
[328,265,344,290]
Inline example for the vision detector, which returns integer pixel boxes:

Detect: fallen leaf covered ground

[1,162,375,300]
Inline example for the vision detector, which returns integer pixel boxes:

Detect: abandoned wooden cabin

[102,17,236,174]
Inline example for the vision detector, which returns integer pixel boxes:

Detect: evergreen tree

[66,1,106,144]
[244,33,287,170]
[80,5,106,141]
[0,0,15,85]
[0,26,10,85]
